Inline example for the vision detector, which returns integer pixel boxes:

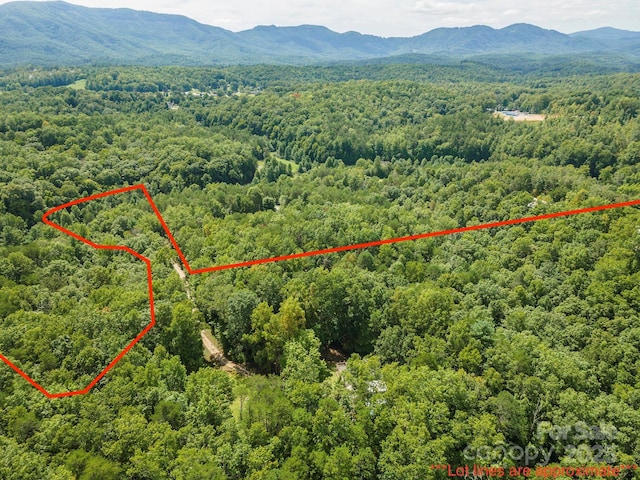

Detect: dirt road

[172,261,192,301]
[171,260,250,375]
[201,329,250,375]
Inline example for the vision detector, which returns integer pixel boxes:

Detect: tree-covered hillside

[1,2,640,67]
[1,65,640,479]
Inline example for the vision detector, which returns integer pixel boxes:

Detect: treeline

[4,59,637,94]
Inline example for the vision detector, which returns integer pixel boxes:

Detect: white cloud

[412,0,477,15]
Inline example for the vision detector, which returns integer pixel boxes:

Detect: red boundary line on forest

[3,183,639,398]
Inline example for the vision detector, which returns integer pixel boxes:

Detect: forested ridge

[1,65,640,479]
[2,2,640,66]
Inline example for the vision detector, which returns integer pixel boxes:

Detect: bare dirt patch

[495,111,546,122]
[201,329,251,376]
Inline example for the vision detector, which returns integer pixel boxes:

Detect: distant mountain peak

[571,26,640,40]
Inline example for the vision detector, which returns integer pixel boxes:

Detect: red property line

[5,183,638,398]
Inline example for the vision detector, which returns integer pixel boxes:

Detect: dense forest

[1,64,640,479]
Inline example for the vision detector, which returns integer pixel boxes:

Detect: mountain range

[1,1,640,66]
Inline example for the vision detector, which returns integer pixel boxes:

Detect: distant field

[257,156,300,174]
[66,79,86,90]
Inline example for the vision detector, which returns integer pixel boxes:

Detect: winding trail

[172,261,192,301]
[172,260,249,375]
[200,329,251,376]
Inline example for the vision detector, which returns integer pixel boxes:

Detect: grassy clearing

[274,156,299,173]
[67,79,87,90]
[229,395,243,421]
[258,156,300,174]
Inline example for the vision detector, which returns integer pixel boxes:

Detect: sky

[4,0,639,37]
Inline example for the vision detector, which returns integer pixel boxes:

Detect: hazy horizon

[1,0,638,37]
